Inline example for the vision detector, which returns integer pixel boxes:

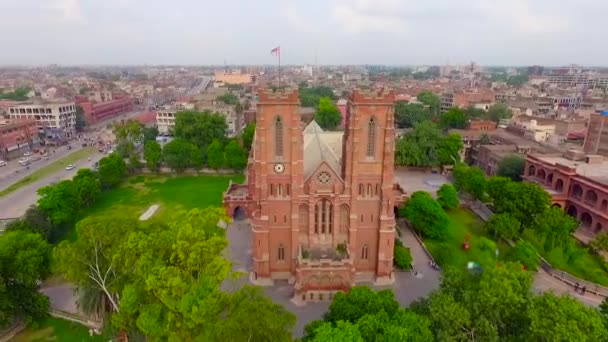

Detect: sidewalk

[534,269,604,307]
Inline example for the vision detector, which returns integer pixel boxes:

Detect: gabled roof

[302,121,344,179]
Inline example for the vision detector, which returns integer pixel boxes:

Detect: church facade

[223,88,405,303]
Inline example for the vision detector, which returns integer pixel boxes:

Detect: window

[375,184,380,196]
[317,171,331,184]
[286,184,290,196]
[367,184,372,196]
[278,245,285,261]
[275,116,283,157]
[278,184,283,197]
[359,184,364,196]
[366,117,376,157]
[283,215,287,223]
[362,245,369,260]
[315,199,333,234]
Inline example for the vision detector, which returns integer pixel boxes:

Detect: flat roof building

[7,100,76,139]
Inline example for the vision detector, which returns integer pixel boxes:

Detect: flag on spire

[271,46,280,56]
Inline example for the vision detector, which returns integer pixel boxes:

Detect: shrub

[508,240,540,271]
[400,191,449,240]
[394,239,413,270]
[437,184,459,209]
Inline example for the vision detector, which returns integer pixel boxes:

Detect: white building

[156,108,239,137]
[7,101,77,138]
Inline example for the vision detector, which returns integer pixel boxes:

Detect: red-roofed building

[0,120,39,160]
[76,96,134,124]
[134,112,157,126]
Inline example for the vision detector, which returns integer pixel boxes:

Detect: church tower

[250,88,304,283]
[342,89,397,282]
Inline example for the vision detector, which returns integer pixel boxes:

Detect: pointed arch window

[274,116,284,157]
[366,117,376,157]
[315,199,333,235]
[278,244,285,261]
[361,244,369,260]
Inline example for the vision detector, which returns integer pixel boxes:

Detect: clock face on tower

[274,163,285,174]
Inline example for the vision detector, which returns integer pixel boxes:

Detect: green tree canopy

[437,184,459,209]
[206,139,225,170]
[416,91,441,116]
[113,120,143,158]
[300,85,336,107]
[507,240,540,271]
[484,213,520,240]
[216,93,239,105]
[487,176,550,228]
[144,140,162,170]
[242,123,255,151]
[98,153,127,188]
[173,111,228,155]
[73,168,102,208]
[394,102,431,128]
[315,97,342,130]
[440,108,468,129]
[75,105,86,132]
[452,163,487,200]
[6,205,55,242]
[532,207,578,251]
[0,230,51,326]
[497,154,526,181]
[0,87,31,101]
[486,103,513,122]
[37,180,80,225]
[224,140,247,171]
[400,191,449,239]
[162,138,203,171]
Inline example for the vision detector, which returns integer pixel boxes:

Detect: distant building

[525,151,608,236]
[468,119,497,131]
[441,89,495,112]
[584,113,608,156]
[214,71,253,87]
[337,99,348,127]
[0,120,39,160]
[7,101,76,139]
[76,96,134,124]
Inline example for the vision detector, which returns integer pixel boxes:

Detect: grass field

[0,147,96,197]
[12,317,104,342]
[71,174,244,231]
[523,230,608,286]
[424,209,512,270]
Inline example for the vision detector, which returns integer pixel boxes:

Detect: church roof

[302,121,344,179]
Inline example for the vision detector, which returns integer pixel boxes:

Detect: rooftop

[533,154,608,186]
[302,121,343,179]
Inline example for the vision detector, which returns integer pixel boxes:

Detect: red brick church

[223,88,406,303]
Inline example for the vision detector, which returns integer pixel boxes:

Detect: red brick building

[76,96,133,124]
[468,119,497,131]
[223,88,405,303]
[0,120,38,160]
[525,152,608,235]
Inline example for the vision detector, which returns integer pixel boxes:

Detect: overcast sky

[1,0,606,66]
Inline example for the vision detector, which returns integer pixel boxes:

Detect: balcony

[297,244,354,269]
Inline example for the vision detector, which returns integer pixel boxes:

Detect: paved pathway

[534,270,604,306]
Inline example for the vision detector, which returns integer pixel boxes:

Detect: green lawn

[65,174,243,240]
[0,147,96,197]
[424,209,512,270]
[11,317,104,342]
[523,230,608,286]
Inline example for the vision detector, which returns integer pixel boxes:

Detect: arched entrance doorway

[555,179,564,192]
[566,205,578,218]
[233,206,247,221]
[551,203,562,209]
[580,212,593,228]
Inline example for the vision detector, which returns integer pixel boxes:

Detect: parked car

[65,164,76,170]
[0,160,6,167]
[29,156,41,163]
[18,158,29,166]
[23,151,32,157]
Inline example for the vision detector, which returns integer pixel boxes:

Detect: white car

[0,160,6,167]
[65,164,76,170]
[23,151,32,157]
[18,158,29,166]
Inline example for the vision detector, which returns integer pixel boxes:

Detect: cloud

[282,4,320,33]
[477,0,570,34]
[332,0,408,34]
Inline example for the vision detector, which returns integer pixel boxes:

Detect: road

[0,152,103,219]
[0,144,87,191]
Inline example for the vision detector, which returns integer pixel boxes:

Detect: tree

[143,127,159,143]
[173,111,228,156]
[54,216,140,315]
[216,93,239,105]
[497,154,526,181]
[479,133,491,145]
[487,177,550,227]
[440,108,468,129]
[299,85,336,107]
[416,91,441,116]
[393,239,412,270]
[437,184,459,209]
[224,140,247,171]
[486,103,513,122]
[111,208,295,340]
[508,240,540,271]
[532,207,578,251]
[591,233,608,253]
[75,105,86,132]
[527,293,608,342]
[113,120,143,158]
[37,180,79,225]
[73,168,101,208]
[206,139,225,170]
[323,287,399,323]
[464,106,486,119]
[400,191,449,239]
[452,163,487,200]
[6,206,54,241]
[395,121,443,167]
[128,155,142,173]
[437,133,463,165]
[144,140,162,171]
[162,138,202,171]
[98,153,127,188]
[242,123,255,151]
[315,97,342,130]
[312,321,363,342]
[394,102,431,128]
[484,213,520,240]
[0,231,51,326]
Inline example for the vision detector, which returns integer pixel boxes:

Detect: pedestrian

[582,286,587,295]
[575,282,580,293]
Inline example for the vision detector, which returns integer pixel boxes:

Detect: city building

[441,89,495,112]
[337,99,348,127]
[468,119,497,131]
[525,151,608,236]
[223,88,406,303]
[584,112,608,156]
[0,120,39,160]
[76,96,134,124]
[6,101,76,139]
[156,109,176,134]
[156,107,239,137]
[214,71,253,86]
